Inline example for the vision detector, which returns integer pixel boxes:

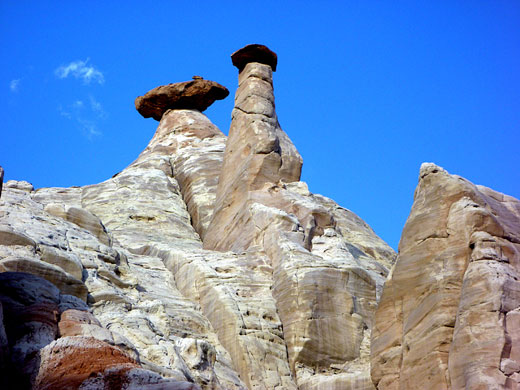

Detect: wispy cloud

[55,59,104,84]
[58,95,107,139]
[89,95,106,118]
[9,79,20,92]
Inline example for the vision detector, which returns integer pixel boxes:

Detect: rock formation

[135,77,229,121]
[202,43,395,389]
[371,163,520,389]
[2,43,518,390]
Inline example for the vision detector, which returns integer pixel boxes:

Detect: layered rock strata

[371,163,520,389]
[81,106,297,389]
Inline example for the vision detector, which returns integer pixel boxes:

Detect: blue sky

[1,1,519,250]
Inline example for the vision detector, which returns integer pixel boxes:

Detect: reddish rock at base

[135,78,229,121]
[35,336,138,390]
[231,44,278,72]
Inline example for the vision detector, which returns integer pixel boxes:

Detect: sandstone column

[203,44,303,251]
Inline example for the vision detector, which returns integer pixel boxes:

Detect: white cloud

[57,94,106,139]
[78,119,101,139]
[89,95,106,118]
[55,59,104,84]
[10,79,20,92]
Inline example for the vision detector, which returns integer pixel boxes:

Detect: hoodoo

[204,43,303,251]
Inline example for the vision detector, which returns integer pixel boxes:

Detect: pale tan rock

[204,58,303,251]
[5,180,33,192]
[1,181,246,389]
[371,163,520,390]
[164,248,297,390]
[0,257,87,300]
[37,244,83,280]
[133,108,227,239]
[43,203,111,246]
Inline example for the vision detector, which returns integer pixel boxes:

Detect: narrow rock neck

[129,109,227,240]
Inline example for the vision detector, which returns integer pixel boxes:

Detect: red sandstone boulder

[135,78,229,121]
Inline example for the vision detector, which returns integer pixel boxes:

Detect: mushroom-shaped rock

[135,78,229,121]
[231,44,278,72]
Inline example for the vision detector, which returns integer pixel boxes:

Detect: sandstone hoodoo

[2,43,519,390]
[231,43,278,72]
[135,77,229,120]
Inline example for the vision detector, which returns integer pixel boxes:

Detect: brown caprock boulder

[135,77,229,120]
[231,44,278,72]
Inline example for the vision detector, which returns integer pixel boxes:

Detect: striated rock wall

[371,163,520,390]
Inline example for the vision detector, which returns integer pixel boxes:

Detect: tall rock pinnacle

[204,44,303,251]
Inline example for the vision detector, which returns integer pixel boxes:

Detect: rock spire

[135,77,229,121]
[204,44,302,251]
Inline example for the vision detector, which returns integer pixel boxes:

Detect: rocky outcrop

[0,44,406,390]
[135,77,229,120]
[127,108,227,239]
[371,163,520,389]
[0,272,198,390]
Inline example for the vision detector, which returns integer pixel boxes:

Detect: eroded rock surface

[371,163,520,390]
